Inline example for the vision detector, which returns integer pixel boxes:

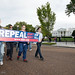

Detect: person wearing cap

[35,27,44,60]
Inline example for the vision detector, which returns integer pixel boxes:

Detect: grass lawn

[44,37,74,42]
[42,42,56,45]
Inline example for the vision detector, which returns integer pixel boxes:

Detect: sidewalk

[52,42,75,48]
[1,45,75,75]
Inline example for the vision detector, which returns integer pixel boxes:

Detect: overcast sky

[0,0,75,30]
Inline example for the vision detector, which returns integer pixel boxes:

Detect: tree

[37,2,56,38]
[13,21,27,30]
[0,25,2,28]
[26,24,35,32]
[5,24,12,29]
[65,0,75,16]
[13,21,35,32]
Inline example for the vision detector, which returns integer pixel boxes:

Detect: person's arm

[39,33,43,43]
[39,37,42,42]
[28,42,29,44]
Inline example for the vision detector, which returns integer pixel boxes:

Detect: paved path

[0,45,75,75]
[53,42,75,48]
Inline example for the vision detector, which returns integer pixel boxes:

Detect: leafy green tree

[0,25,2,28]
[26,24,35,32]
[5,24,12,29]
[66,0,75,16]
[37,2,56,38]
[13,21,35,32]
[13,21,27,30]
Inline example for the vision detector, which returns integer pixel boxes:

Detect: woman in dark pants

[35,27,44,60]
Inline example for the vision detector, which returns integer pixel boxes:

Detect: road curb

[51,45,75,48]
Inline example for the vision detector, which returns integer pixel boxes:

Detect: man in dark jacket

[6,25,14,61]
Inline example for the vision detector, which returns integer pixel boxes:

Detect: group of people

[0,25,44,66]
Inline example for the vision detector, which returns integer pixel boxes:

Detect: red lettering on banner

[27,33,34,35]
[27,36,33,38]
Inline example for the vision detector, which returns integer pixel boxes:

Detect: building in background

[52,28,75,37]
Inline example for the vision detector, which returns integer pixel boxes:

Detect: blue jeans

[18,42,28,60]
[35,42,43,58]
[0,42,5,61]
[27,42,32,50]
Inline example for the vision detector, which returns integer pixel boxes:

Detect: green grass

[61,38,74,42]
[42,42,56,45]
[44,38,74,42]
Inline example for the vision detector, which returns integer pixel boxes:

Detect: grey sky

[0,0,75,30]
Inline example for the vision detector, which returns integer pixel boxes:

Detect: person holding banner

[17,25,28,62]
[0,26,5,65]
[35,27,44,60]
[6,25,14,61]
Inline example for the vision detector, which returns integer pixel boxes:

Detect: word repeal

[0,29,27,38]
[0,29,39,42]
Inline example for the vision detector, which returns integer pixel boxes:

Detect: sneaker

[23,59,28,62]
[0,61,3,66]
[40,57,44,61]
[17,56,20,60]
[7,56,9,60]
[9,58,13,61]
[35,56,39,58]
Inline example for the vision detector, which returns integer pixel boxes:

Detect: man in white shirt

[35,27,44,60]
